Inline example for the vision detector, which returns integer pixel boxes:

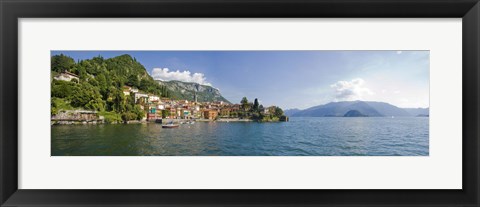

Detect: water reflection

[52,117,429,156]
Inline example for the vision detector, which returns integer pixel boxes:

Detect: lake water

[51,117,429,156]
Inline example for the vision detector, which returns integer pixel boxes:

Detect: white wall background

[18,18,462,189]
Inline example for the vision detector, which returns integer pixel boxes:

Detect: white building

[54,71,79,82]
[157,104,165,110]
[148,95,160,103]
[134,93,148,103]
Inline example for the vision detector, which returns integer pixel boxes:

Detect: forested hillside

[51,54,170,122]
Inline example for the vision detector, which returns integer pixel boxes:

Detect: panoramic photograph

[51,50,429,156]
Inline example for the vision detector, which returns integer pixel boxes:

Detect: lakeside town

[51,71,288,125]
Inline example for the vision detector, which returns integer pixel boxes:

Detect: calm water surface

[51,117,429,156]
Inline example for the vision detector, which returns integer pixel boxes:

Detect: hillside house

[134,93,148,103]
[54,71,79,82]
[123,86,132,96]
[148,95,160,103]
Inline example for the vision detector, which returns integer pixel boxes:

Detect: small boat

[181,120,195,124]
[162,121,179,128]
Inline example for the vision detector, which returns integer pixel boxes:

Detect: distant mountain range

[284,108,301,116]
[403,107,430,116]
[156,80,231,103]
[287,101,429,117]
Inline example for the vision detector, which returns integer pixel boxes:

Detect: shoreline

[201,118,253,122]
[51,117,275,125]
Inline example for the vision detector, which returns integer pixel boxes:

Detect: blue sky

[51,50,429,109]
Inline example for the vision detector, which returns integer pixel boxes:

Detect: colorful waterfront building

[220,108,232,117]
[203,110,218,120]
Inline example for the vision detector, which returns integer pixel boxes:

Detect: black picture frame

[1,0,479,206]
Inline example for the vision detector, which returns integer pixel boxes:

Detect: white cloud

[330,78,374,101]
[396,51,403,54]
[151,68,211,86]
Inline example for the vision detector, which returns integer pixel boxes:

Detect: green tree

[162,110,170,118]
[51,80,76,99]
[274,106,284,117]
[112,88,126,113]
[88,77,98,86]
[259,104,265,113]
[133,105,145,120]
[51,54,75,73]
[96,73,108,98]
[70,82,104,111]
[253,98,259,112]
[251,112,261,120]
[75,64,88,81]
[241,97,249,111]
[121,112,137,122]
[127,74,139,87]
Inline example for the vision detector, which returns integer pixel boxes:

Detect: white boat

[162,122,179,128]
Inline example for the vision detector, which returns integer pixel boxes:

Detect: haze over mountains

[285,101,429,117]
[402,108,430,116]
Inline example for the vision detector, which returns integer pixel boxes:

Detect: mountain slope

[344,110,368,117]
[403,108,429,116]
[291,101,412,117]
[156,80,230,103]
[284,108,301,116]
[362,101,411,116]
